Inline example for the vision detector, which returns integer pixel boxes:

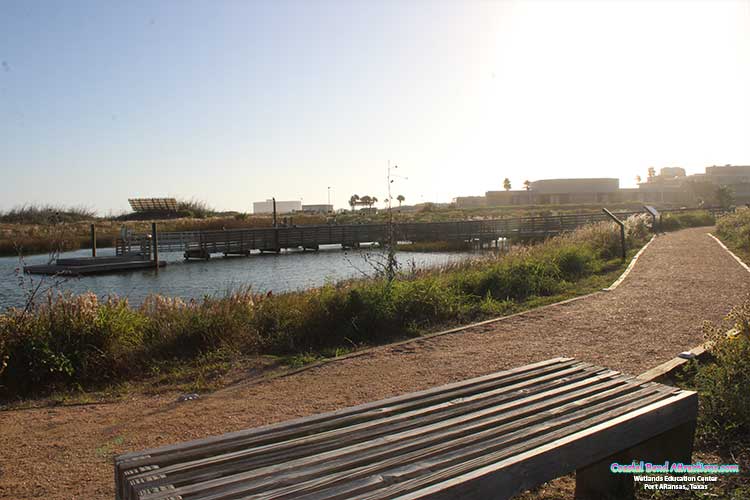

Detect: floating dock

[24,255,166,276]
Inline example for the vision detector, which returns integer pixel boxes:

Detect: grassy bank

[639,299,750,499]
[0,218,653,401]
[715,209,750,264]
[520,298,750,500]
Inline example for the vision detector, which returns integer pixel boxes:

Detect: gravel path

[2,227,749,500]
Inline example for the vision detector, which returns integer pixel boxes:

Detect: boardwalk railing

[116,207,727,259]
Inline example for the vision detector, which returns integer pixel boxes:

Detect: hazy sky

[2,0,749,213]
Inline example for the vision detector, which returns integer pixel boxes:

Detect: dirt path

[2,227,749,500]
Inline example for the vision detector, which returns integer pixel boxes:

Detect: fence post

[603,208,626,260]
[152,222,159,271]
[90,224,97,257]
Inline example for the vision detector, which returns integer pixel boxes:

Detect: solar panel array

[128,198,178,213]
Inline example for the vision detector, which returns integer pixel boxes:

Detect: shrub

[693,297,750,451]
[659,210,716,231]
[716,210,750,262]
[0,220,653,399]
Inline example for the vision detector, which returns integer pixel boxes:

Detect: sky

[1,0,749,214]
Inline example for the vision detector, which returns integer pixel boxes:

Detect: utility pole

[272,197,277,228]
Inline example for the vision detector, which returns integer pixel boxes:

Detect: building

[453,196,486,209]
[453,165,749,208]
[528,178,620,204]
[658,167,686,179]
[252,199,302,214]
[639,165,750,204]
[485,178,619,206]
[637,168,691,204]
[301,204,334,214]
[702,165,750,204]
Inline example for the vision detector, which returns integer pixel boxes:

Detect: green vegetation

[716,209,750,263]
[640,299,750,499]
[0,204,96,224]
[0,218,650,400]
[692,301,750,451]
[0,213,328,257]
[0,200,719,258]
[658,210,716,231]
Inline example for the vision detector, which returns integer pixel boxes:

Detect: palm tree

[349,194,360,212]
[396,194,405,207]
[523,180,530,191]
[359,195,372,212]
[371,196,378,213]
[635,175,642,184]
[503,178,511,191]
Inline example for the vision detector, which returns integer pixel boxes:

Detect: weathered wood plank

[115,359,697,500]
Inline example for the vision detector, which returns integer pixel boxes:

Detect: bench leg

[575,450,634,500]
[575,420,697,500]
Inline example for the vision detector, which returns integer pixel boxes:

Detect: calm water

[0,245,472,310]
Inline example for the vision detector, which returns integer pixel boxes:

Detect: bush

[659,210,716,231]
[0,220,652,399]
[0,204,96,224]
[693,298,750,451]
[716,210,750,262]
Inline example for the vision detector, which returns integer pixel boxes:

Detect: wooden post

[90,224,97,257]
[152,222,159,271]
[272,197,280,251]
[603,208,626,260]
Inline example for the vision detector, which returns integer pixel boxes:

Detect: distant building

[485,178,619,206]
[528,178,619,204]
[702,165,750,203]
[453,196,486,209]
[640,165,750,204]
[659,167,686,178]
[252,199,302,214]
[301,204,334,214]
[453,165,749,208]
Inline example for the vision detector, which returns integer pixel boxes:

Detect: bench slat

[133,367,622,498]
[127,363,605,493]
[115,359,696,500]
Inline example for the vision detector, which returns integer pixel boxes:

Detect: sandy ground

[1,227,749,500]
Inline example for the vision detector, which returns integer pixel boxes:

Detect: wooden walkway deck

[24,255,166,275]
[114,358,696,500]
[118,209,671,260]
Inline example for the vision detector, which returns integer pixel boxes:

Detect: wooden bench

[114,357,697,500]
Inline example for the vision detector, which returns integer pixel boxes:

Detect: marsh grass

[658,210,716,231]
[0,219,649,400]
[716,209,750,264]
[0,204,96,224]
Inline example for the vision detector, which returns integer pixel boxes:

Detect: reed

[0,219,653,399]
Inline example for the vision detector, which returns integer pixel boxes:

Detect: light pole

[386,162,408,282]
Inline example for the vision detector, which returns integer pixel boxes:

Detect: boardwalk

[118,209,706,259]
[1,227,749,500]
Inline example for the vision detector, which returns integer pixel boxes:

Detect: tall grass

[716,209,750,263]
[0,219,650,399]
[658,210,716,231]
[0,204,96,224]
[0,214,328,257]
